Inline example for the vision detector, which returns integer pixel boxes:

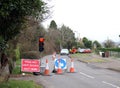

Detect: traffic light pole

[39,52,43,66]
[39,37,45,66]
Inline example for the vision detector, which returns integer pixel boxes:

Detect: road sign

[21,59,40,72]
[54,58,67,69]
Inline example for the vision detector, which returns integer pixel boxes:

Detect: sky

[42,0,120,43]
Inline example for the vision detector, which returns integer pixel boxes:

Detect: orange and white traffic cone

[69,59,75,73]
[56,59,62,74]
[44,59,50,76]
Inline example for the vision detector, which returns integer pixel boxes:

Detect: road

[36,55,120,88]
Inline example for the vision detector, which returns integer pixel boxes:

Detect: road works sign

[21,59,40,72]
[54,58,67,69]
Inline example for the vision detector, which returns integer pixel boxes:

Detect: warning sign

[21,59,40,72]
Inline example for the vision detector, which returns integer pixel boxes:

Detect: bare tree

[103,39,115,48]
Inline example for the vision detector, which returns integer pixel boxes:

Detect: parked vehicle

[60,49,69,55]
[84,48,91,53]
[77,48,85,53]
[70,48,77,54]
[77,48,91,53]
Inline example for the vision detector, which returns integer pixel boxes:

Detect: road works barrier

[44,59,50,76]
[69,59,75,73]
[56,59,63,74]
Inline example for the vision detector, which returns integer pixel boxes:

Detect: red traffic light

[39,37,44,52]
[39,38,44,42]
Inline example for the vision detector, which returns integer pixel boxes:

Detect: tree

[46,28,61,52]
[0,0,50,79]
[0,0,49,42]
[103,39,115,48]
[82,37,92,48]
[93,40,101,49]
[49,20,57,29]
[60,25,75,49]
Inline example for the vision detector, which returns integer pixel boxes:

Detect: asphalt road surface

[37,55,120,88]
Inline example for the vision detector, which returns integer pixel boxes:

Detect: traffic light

[39,37,44,52]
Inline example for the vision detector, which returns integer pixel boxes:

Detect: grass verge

[77,58,108,63]
[0,80,42,88]
[71,53,108,63]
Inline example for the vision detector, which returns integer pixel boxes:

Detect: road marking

[102,81,120,88]
[79,72,95,79]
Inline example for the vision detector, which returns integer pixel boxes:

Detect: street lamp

[74,31,80,42]
[74,31,80,48]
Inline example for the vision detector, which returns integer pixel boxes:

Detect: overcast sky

[42,0,120,43]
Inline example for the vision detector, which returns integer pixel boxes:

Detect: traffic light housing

[39,37,44,52]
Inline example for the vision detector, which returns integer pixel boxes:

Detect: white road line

[79,72,95,79]
[102,81,120,88]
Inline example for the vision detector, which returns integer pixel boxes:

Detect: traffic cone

[69,59,75,73]
[56,59,62,74]
[44,59,50,76]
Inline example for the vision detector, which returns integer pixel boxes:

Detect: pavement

[87,55,120,72]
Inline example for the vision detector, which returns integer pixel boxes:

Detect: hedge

[99,48,120,52]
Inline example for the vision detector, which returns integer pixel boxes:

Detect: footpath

[89,55,120,72]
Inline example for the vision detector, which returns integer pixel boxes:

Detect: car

[84,48,91,53]
[77,48,91,53]
[60,49,69,55]
[70,48,77,54]
[77,48,85,53]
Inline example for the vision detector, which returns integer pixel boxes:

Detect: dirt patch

[107,68,120,72]
[10,74,33,78]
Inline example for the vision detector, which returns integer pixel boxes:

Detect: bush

[99,48,120,52]
[12,65,21,74]
[21,51,40,59]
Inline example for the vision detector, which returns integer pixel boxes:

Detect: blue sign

[54,58,67,69]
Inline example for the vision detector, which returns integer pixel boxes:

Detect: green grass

[71,53,108,63]
[0,80,42,88]
[86,58,108,63]
[71,53,91,57]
